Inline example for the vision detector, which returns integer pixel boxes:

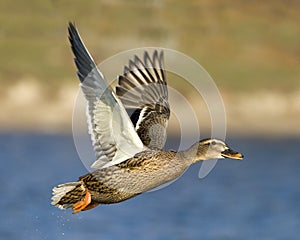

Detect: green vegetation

[0,0,299,92]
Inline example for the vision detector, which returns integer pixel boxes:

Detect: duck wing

[115,51,170,149]
[68,23,144,169]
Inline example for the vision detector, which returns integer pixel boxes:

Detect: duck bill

[221,149,243,160]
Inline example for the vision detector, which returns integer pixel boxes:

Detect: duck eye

[211,141,216,145]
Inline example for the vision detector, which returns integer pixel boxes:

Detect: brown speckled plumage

[53,141,242,212]
[57,150,183,206]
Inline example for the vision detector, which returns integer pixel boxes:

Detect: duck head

[195,138,243,161]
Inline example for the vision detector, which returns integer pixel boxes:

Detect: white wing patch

[90,95,145,169]
[81,81,144,169]
[68,23,144,169]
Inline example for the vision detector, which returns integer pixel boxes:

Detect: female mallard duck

[51,23,243,214]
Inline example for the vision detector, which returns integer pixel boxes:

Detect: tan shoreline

[1,81,299,136]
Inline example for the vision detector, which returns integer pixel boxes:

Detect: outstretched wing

[115,51,170,149]
[68,23,144,169]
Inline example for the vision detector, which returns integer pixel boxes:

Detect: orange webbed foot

[82,202,99,211]
[72,189,91,214]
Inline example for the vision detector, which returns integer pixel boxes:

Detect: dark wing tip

[143,50,165,70]
[67,22,96,82]
[158,50,164,69]
[68,21,76,31]
[152,50,159,60]
[67,22,77,42]
[134,54,142,64]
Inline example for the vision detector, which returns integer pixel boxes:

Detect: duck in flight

[51,23,243,214]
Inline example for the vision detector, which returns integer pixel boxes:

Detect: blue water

[1,133,299,240]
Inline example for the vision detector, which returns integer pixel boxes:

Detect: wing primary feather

[118,75,137,89]
[68,22,96,82]
[116,50,170,149]
[68,23,144,168]
[133,55,153,84]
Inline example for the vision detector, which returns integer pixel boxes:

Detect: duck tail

[51,181,99,214]
[51,181,85,211]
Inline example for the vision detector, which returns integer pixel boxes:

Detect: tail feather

[51,181,85,209]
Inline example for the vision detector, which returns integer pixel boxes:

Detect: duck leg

[72,188,92,214]
[82,202,100,211]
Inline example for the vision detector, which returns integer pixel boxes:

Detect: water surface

[1,133,299,240]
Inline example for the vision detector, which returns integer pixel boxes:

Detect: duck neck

[179,143,207,165]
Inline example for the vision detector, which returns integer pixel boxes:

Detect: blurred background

[1,0,299,239]
[1,0,299,135]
